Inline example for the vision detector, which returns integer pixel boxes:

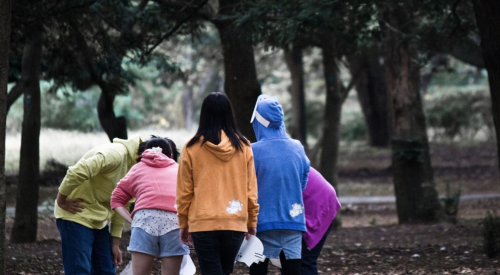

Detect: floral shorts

[128,227,189,258]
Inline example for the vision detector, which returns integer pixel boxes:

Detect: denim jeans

[300,227,331,275]
[56,219,116,275]
[191,230,245,275]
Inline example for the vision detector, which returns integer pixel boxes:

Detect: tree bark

[382,5,440,224]
[472,1,500,178]
[319,33,344,227]
[216,0,261,142]
[283,45,307,148]
[319,33,342,190]
[348,45,390,147]
[0,0,13,270]
[97,91,128,142]
[11,29,43,243]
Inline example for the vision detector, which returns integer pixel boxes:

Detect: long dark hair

[187,92,249,151]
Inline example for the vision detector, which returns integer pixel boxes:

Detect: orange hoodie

[176,131,259,233]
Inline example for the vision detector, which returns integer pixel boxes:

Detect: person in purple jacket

[301,167,341,275]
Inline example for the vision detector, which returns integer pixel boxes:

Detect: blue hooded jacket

[250,94,310,232]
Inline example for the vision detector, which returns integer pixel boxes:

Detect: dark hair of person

[136,136,179,162]
[187,92,249,151]
[136,141,147,162]
[145,137,176,159]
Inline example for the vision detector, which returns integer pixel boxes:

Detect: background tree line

[1,0,499,273]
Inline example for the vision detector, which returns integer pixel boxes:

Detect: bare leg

[131,252,155,275]
[160,255,183,275]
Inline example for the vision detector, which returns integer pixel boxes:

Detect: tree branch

[144,0,209,55]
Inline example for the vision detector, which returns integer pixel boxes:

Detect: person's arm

[176,148,194,229]
[301,154,311,191]
[109,166,137,238]
[57,153,109,212]
[246,148,259,239]
[56,192,84,214]
[113,206,132,223]
[111,236,123,266]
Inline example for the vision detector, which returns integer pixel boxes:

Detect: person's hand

[56,193,84,214]
[180,227,193,247]
[246,227,257,240]
[112,237,123,266]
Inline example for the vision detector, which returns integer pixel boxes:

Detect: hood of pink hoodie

[140,150,176,168]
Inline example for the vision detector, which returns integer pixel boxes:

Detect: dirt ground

[5,142,500,274]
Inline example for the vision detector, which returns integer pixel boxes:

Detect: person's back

[54,136,141,275]
[251,138,309,232]
[112,137,190,275]
[249,94,309,275]
[176,92,259,275]
[177,130,257,232]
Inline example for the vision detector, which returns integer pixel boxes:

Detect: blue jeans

[191,230,245,275]
[56,219,116,275]
[300,227,331,275]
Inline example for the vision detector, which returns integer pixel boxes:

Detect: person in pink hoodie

[111,137,189,275]
[301,167,341,275]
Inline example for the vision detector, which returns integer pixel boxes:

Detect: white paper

[235,235,266,267]
[269,258,282,268]
[180,255,196,275]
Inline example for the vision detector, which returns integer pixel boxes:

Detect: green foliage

[483,211,500,258]
[232,0,377,50]
[425,90,493,141]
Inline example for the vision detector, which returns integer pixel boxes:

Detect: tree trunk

[382,5,440,224]
[472,1,500,178]
[319,33,344,227]
[11,29,43,243]
[216,0,261,142]
[319,34,342,190]
[97,91,128,142]
[283,46,307,148]
[0,0,13,270]
[348,46,390,147]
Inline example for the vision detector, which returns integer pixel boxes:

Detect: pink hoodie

[111,150,178,217]
[302,167,341,249]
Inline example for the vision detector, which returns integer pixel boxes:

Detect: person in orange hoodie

[176,92,259,275]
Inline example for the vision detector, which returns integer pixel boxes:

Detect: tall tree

[381,3,440,223]
[0,0,13,270]
[348,45,390,147]
[215,0,261,141]
[284,45,307,148]
[472,1,500,178]
[318,33,343,187]
[10,29,43,243]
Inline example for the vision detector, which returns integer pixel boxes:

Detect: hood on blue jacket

[250,94,288,141]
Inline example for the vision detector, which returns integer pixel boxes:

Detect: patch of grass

[5,128,196,175]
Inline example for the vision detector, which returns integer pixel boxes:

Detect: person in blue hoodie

[249,94,310,275]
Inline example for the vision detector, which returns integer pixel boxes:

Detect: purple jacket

[303,167,341,249]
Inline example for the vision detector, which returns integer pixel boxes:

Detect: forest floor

[5,142,500,274]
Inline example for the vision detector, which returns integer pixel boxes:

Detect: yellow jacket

[176,131,259,233]
[54,136,140,237]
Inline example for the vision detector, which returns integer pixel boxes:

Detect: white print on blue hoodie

[250,94,310,233]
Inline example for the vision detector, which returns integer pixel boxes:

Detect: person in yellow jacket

[54,136,141,275]
[176,92,259,275]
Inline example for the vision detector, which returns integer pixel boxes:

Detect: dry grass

[5,128,196,174]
